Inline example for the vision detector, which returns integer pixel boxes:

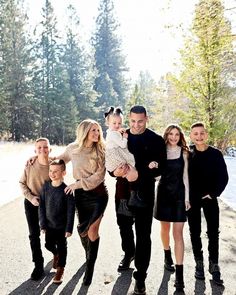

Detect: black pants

[24,199,43,265]
[116,203,154,281]
[45,228,67,267]
[188,198,219,263]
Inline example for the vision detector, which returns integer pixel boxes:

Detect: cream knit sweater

[59,143,106,191]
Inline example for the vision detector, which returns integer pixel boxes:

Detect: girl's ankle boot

[174,264,185,292]
[164,248,175,272]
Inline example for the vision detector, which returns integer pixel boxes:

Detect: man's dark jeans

[116,204,154,281]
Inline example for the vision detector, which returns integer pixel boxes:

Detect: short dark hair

[191,122,206,129]
[130,105,147,116]
[104,106,123,118]
[50,159,66,171]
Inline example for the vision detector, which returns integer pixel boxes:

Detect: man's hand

[31,196,40,206]
[41,229,46,234]
[113,164,129,177]
[65,232,72,238]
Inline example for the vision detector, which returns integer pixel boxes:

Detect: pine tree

[126,71,158,129]
[31,0,77,144]
[0,0,34,141]
[63,4,97,122]
[93,0,128,122]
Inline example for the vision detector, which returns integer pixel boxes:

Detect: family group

[19,105,228,295]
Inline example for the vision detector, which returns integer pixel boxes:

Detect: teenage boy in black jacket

[188,122,228,286]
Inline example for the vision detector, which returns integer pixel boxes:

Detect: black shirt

[39,181,75,233]
[189,145,228,203]
[127,128,166,198]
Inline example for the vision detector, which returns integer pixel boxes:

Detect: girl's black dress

[153,149,186,222]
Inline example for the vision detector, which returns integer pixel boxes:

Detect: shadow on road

[156,268,172,295]
[111,268,133,295]
[8,261,87,295]
[59,263,86,295]
[8,261,55,295]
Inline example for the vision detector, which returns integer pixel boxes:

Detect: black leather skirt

[74,182,108,236]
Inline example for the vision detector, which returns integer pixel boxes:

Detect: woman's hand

[64,182,79,195]
[26,155,37,167]
[185,201,191,211]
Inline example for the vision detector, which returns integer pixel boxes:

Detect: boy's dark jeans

[188,198,219,263]
[45,228,67,267]
[24,199,43,265]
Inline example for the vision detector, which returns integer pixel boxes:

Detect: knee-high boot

[174,264,185,291]
[83,238,100,286]
[80,235,89,260]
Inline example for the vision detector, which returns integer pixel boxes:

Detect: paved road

[0,175,236,295]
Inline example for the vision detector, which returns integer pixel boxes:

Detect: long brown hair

[163,124,189,152]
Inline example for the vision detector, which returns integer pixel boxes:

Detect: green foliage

[0,0,34,141]
[63,4,97,123]
[125,71,158,128]
[30,0,79,144]
[93,0,128,121]
[172,0,236,148]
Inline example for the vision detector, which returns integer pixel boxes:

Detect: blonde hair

[75,119,105,160]
[35,137,50,145]
[163,124,189,152]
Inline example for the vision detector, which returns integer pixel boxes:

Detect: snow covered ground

[221,156,236,210]
[0,142,235,210]
[0,142,70,207]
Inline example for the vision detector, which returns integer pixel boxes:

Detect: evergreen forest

[0,0,235,149]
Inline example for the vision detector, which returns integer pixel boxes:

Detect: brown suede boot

[53,255,59,269]
[53,267,64,284]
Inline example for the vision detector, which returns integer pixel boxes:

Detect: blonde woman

[153,124,190,293]
[60,119,108,286]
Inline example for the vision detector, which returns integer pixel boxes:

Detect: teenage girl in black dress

[153,124,190,292]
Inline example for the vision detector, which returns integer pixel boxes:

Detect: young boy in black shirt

[40,159,75,284]
[188,122,228,285]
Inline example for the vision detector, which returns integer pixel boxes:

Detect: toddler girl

[104,106,138,182]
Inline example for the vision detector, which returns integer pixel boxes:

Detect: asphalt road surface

[0,175,236,295]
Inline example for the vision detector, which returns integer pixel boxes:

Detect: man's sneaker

[209,262,224,286]
[117,255,134,271]
[30,265,44,280]
[53,267,64,284]
[134,280,146,295]
[195,260,205,280]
